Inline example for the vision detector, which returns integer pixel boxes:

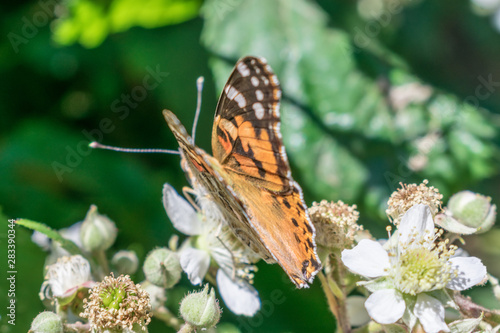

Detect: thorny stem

[320,271,351,333]
[318,253,352,333]
[154,305,182,330]
[319,271,339,318]
[178,322,195,333]
[333,253,351,333]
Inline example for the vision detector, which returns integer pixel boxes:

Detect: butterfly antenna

[191,76,205,143]
[89,142,180,155]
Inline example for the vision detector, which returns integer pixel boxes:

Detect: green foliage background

[1,0,500,331]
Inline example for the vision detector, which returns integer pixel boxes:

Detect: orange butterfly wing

[211,57,321,287]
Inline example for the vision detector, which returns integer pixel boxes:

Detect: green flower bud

[112,250,139,275]
[180,285,221,329]
[29,311,63,333]
[447,191,496,233]
[143,248,181,289]
[80,205,117,251]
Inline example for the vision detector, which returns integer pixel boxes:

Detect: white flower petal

[216,269,260,316]
[60,221,83,247]
[42,255,93,299]
[210,245,234,274]
[341,239,391,278]
[346,296,371,327]
[414,293,449,333]
[162,184,204,235]
[179,247,210,285]
[399,204,434,247]
[32,231,51,250]
[365,289,405,324]
[447,257,487,291]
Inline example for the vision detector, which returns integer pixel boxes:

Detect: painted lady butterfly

[164,56,321,287]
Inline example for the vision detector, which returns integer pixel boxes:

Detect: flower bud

[143,248,182,289]
[447,191,496,233]
[80,205,117,252]
[180,285,221,329]
[112,250,139,275]
[30,311,63,333]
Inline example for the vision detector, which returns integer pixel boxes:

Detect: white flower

[163,183,261,316]
[341,204,487,333]
[40,255,95,303]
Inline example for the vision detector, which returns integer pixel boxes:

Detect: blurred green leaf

[16,218,82,255]
[201,0,499,214]
[53,0,202,48]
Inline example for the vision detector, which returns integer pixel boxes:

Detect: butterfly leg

[182,186,201,212]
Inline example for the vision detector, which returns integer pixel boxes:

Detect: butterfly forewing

[212,56,291,193]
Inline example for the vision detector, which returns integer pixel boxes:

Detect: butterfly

[163,56,321,288]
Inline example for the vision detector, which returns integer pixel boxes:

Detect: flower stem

[154,305,182,330]
[178,323,195,333]
[319,271,339,318]
[93,249,109,279]
[319,263,352,333]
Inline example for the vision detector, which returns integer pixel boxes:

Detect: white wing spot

[253,102,265,119]
[237,62,250,77]
[225,85,246,107]
[255,90,264,101]
[251,59,256,65]
[256,67,261,74]
[270,75,278,85]
[251,76,259,87]
[262,76,269,85]
[225,85,238,100]
[235,94,246,108]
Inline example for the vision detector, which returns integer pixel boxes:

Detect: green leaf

[16,219,82,256]
[52,0,202,48]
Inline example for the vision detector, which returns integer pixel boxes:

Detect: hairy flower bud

[447,191,496,233]
[29,311,63,333]
[143,248,182,289]
[180,284,221,329]
[80,205,117,252]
